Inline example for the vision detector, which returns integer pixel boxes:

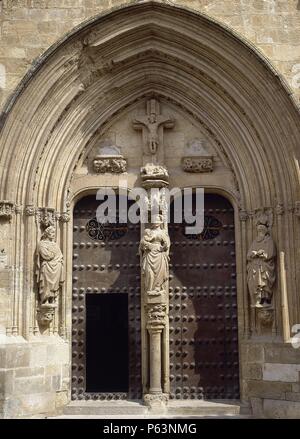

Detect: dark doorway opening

[86,293,129,393]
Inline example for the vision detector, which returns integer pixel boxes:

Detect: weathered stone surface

[263,399,300,419]
[245,344,265,363]
[0,0,299,110]
[292,383,300,392]
[248,380,292,399]
[263,363,300,382]
[15,367,44,378]
[250,397,264,418]
[14,376,45,394]
[51,375,61,391]
[0,370,14,395]
[46,343,69,365]
[264,345,300,364]
[243,363,263,380]
[5,345,30,369]
[3,392,56,418]
[55,390,68,409]
[285,392,300,402]
[29,344,47,368]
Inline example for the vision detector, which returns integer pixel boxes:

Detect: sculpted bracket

[93,156,127,174]
[181,156,213,173]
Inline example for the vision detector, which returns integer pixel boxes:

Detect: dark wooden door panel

[169,193,239,400]
[72,195,142,401]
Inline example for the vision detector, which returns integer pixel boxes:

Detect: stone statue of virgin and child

[139,214,170,297]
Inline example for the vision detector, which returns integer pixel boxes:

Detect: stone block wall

[242,342,300,418]
[0,339,69,418]
[0,0,300,111]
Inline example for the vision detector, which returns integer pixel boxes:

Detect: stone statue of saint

[36,226,64,305]
[139,215,170,295]
[247,218,276,308]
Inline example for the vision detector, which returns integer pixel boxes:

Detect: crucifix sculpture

[133,98,174,163]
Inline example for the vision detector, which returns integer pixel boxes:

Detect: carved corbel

[256,307,274,336]
[37,207,56,230]
[275,203,284,216]
[140,163,169,190]
[239,209,249,222]
[25,205,36,216]
[58,212,70,223]
[0,201,15,221]
[37,303,57,330]
[182,156,213,173]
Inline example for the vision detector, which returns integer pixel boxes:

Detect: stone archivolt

[0,1,300,417]
[0,0,298,339]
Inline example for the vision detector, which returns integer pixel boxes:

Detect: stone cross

[133,98,174,163]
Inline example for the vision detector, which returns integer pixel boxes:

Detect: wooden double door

[71,193,239,401]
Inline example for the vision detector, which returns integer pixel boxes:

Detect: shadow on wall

[298,1,300,10]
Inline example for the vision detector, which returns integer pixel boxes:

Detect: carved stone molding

[143,393,169,409]
[93,156,127,174]
[275,203,284,216]
[25,205,35,216]
[140,163,169,189]
[14,205,22,214]
[0,201,14,220]
[0,249,8,269]
[37,207,56,229]
[146,304,167,329]
[294,201,300,218]
[182,156,213,173]
[59,212,70,223]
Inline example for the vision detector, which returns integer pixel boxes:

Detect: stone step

[60,399,249,418]
[167,400,243,417]
[63,400,148,416]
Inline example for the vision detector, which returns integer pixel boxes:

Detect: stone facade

[0,0,300,419]
[0,0,300,111]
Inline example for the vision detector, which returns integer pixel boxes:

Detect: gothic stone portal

[168,193,239,400]
[72,195,142,400]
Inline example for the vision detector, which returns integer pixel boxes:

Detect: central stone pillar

[148,326,164,393]
[139,163,170,411]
